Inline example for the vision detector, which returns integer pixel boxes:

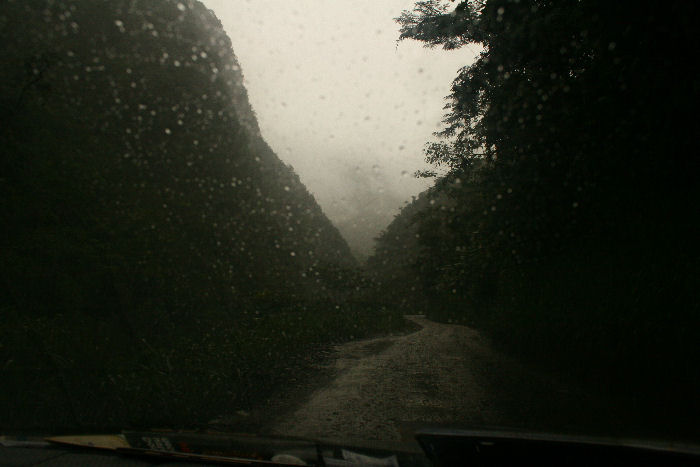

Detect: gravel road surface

[214,315,636,443]
[269,315,589,442]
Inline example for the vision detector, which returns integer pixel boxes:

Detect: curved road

[270,315,502,441]
[214,315,630,443]
[268,315,610,442]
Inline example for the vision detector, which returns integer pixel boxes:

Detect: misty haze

[201,0,479,259]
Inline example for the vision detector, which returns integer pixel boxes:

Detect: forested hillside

[368,0,699,434]
[0,0,405,431]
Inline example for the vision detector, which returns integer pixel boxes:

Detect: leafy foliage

[371,0,699,437]
[0,0,400,431]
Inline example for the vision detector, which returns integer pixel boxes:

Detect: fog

[200,0,479,260]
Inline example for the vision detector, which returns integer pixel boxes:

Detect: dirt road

[270,315,500,441]
[268,315,598,442]
[212,315,631,443]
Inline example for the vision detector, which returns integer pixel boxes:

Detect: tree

[397,0,697,256]
[384,1,700,425]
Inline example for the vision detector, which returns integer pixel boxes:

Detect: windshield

[2,0,697,446]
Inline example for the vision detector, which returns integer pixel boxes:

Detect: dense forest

[0,0,406,431]
[368,0,699,434]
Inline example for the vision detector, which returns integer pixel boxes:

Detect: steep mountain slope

[0,0,371,430]
[1,0,355,317]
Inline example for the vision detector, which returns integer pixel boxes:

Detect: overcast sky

[200,0,479,259]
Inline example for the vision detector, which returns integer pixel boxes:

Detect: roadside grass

[0,301,412,433]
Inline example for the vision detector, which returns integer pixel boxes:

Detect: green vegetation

[369,0,698,436]
[0,0,406,432]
